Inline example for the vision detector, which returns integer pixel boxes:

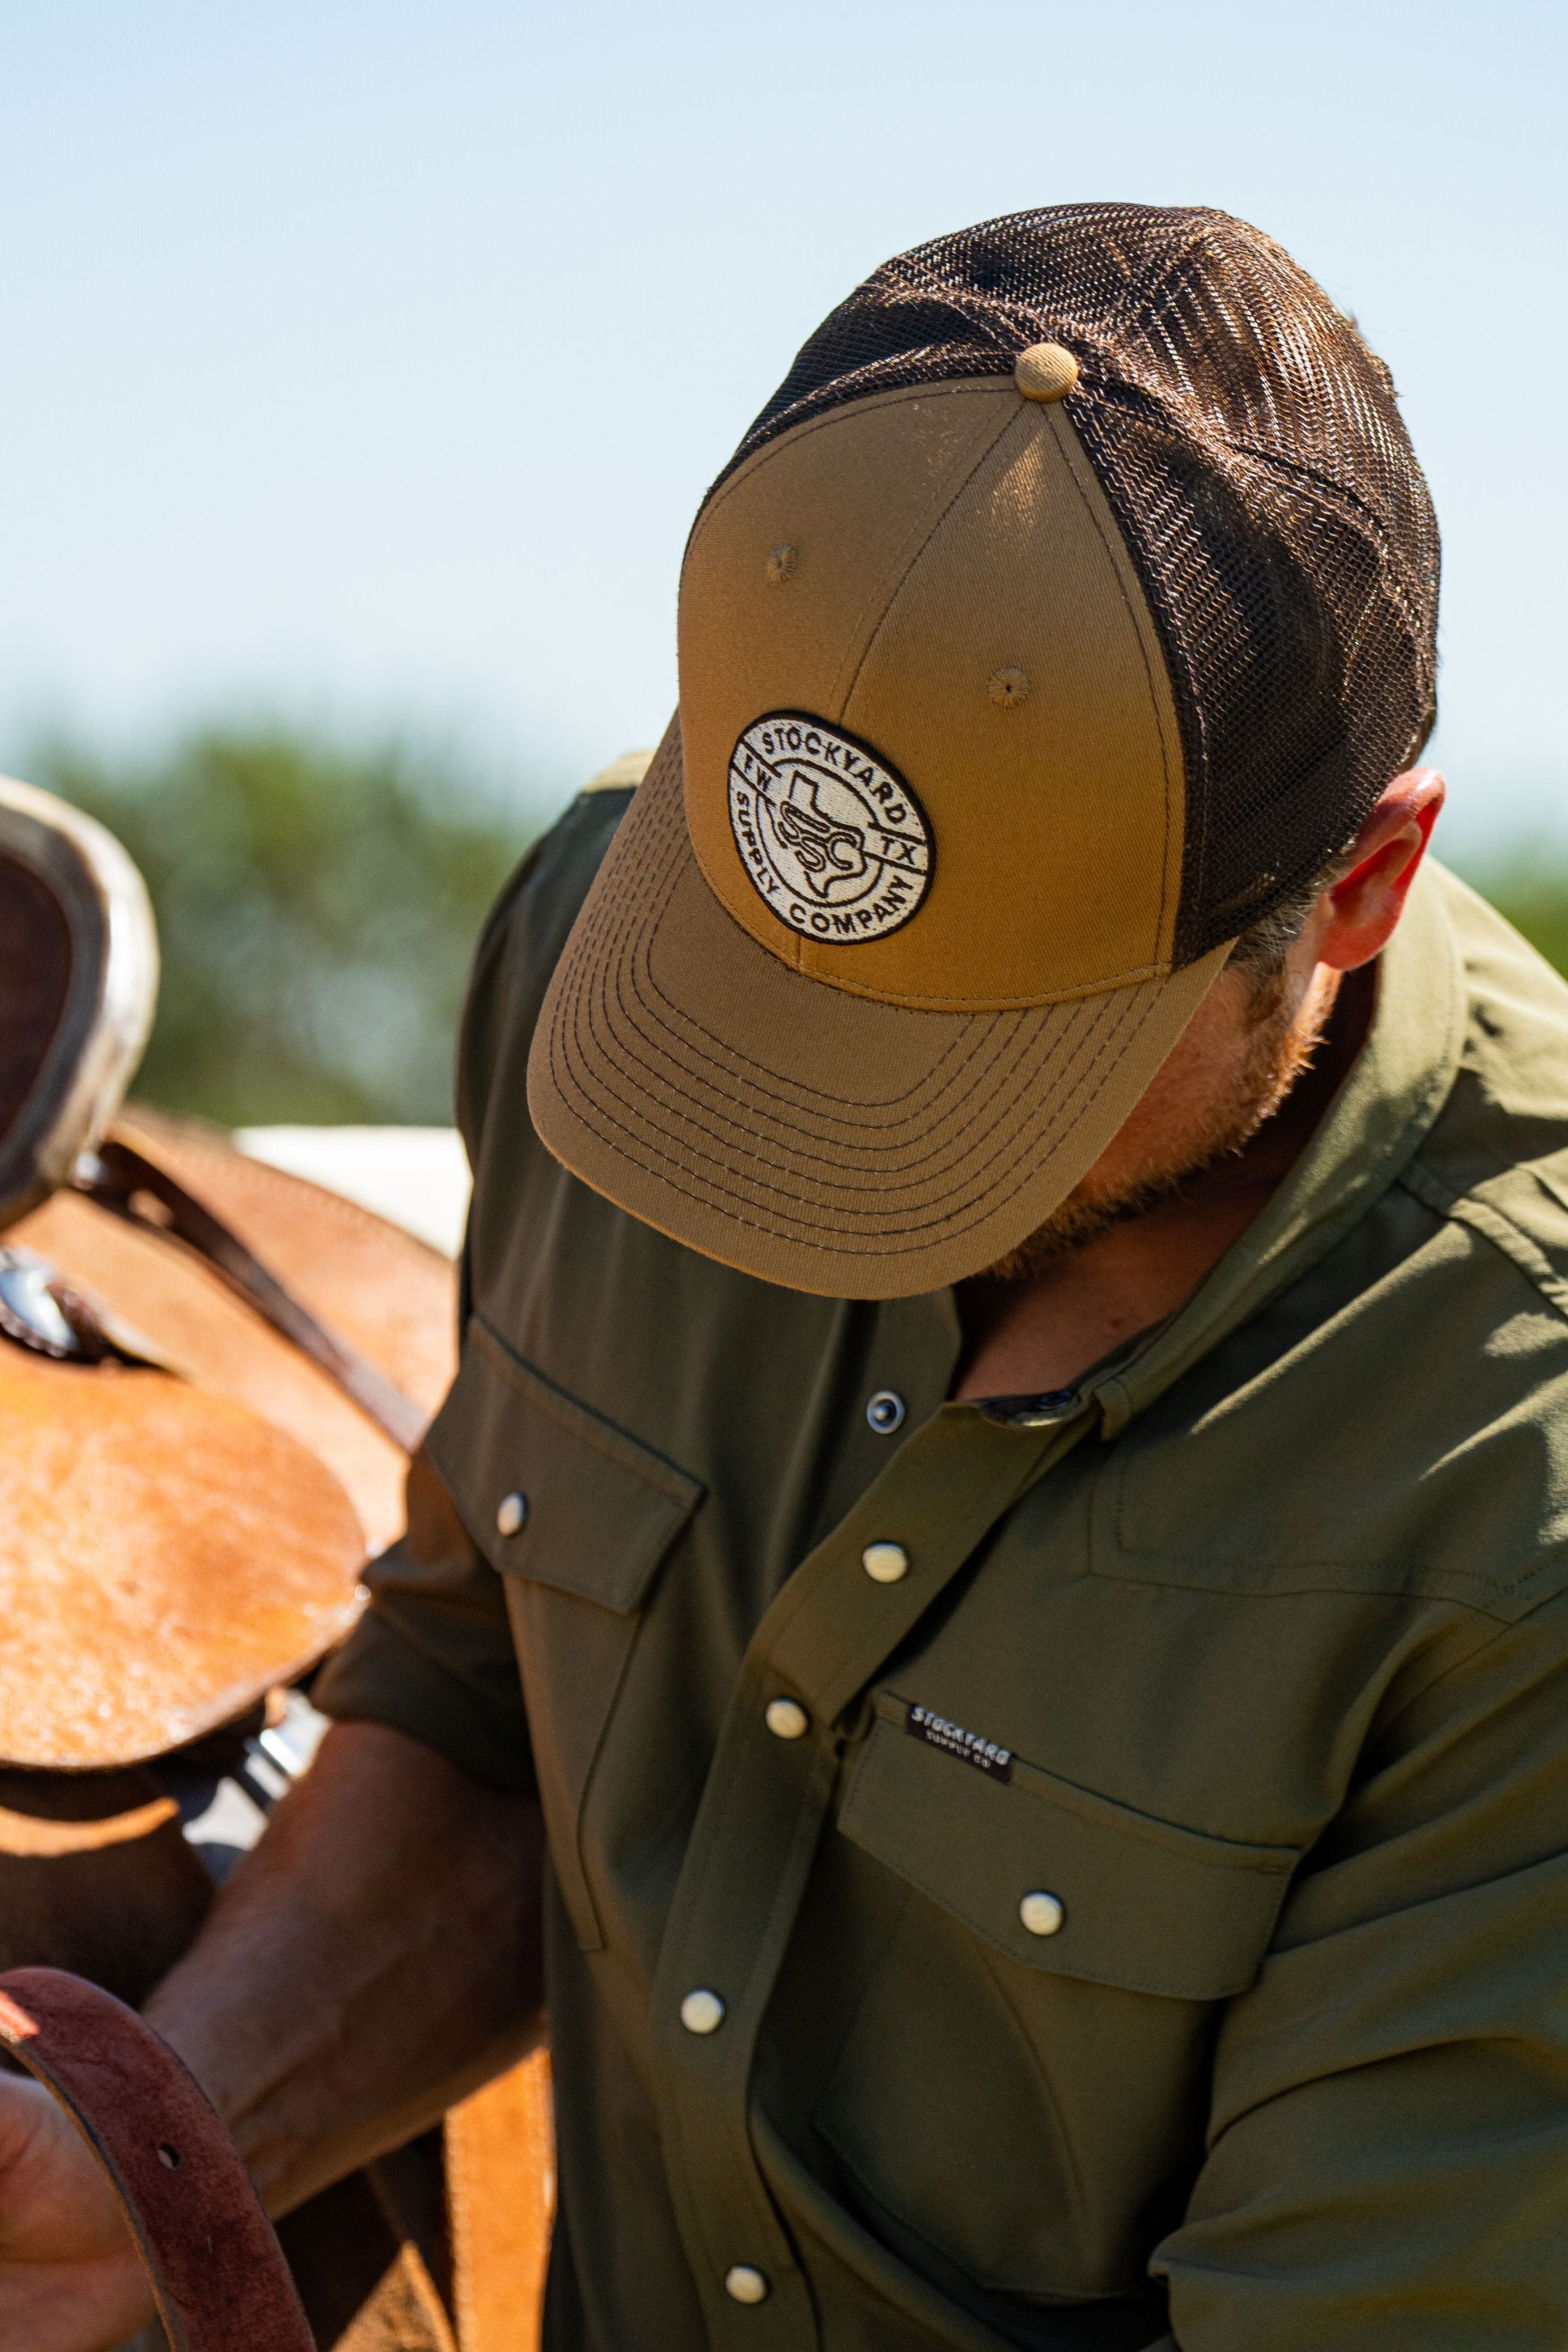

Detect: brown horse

[1,775,549,2351]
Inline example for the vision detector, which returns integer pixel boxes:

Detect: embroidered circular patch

[726,714,933,944]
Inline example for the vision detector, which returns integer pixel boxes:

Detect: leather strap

[76,1137,427,1454]
[0,1967,313,2352]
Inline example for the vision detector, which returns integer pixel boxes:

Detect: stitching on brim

[569,780,1152,1194]
[587,760,1142,1141]
[542,736,1188,1257]
[550,928,1164,1253]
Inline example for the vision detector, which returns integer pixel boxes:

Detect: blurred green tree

[1469,859,1568,984]
[28,727,1568,1133]
[37,727,535,1127]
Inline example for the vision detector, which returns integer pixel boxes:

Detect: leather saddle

[0,774,549,2350]
[0,769,433,1772]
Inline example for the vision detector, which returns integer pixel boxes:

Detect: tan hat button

[1014,342,1079,402]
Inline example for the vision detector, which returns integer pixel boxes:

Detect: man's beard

[982,961,1331,1283]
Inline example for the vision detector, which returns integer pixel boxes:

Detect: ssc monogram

[727,714,933,943]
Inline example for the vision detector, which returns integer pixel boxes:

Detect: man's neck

[951,964,1375,1404]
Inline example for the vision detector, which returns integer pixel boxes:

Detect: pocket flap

[838,1694,1297,2001]
[427,1316,705,1614]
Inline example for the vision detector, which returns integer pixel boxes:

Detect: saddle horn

[0,776,159,1235]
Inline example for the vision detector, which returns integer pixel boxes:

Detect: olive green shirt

[319,782,1568,2352]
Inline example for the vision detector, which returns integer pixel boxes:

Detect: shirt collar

[1080,859,1468,1438]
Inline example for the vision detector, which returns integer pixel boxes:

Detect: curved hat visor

[528,727,1230,1299]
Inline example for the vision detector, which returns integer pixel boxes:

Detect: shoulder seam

[1372,1579,1568,1743]
[1399,1162,1568,1327]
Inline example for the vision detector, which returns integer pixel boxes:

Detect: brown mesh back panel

[709,204,1440,967]
[0,854,74,1142]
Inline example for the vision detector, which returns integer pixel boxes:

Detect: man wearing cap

[7,203,1568,2352]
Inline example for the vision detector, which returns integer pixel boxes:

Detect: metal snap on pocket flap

[836,1696,1299,2002]
[427,1316,706,1613]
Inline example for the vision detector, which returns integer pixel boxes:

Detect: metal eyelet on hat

[765,543,797,585]
[1014,342,1079,402]
[988,668,1031,709]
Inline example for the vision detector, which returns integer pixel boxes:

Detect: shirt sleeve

[314,786,642,1791]
[1155,1584,1568,2350]
[312,1443,536,1794]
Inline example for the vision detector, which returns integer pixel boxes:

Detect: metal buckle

[0,1243,169,1368]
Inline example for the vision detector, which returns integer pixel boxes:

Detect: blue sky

[0,0,1561,851]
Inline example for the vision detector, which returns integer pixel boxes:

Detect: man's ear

[1315,768,1446,974]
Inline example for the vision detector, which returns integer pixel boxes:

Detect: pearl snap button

[680,1989,726,2035]
[495,1492,527,1537]
[1014,341,1079,401]
[866,1389,906,1434]
[724,2265,770,2304]
[862,1541,909,1584]
[1019,1890,1065,1937]
[765,1698,810,1740]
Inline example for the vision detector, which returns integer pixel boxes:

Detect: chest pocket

[820,1693,1301,2298]
[840,1692,1297,2002]
[429,1315,705,1949]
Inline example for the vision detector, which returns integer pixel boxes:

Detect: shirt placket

[647,1396,1092,2347]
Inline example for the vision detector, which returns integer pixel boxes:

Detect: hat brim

[528,726,1231,1298]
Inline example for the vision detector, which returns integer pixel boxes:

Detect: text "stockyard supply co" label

[727,711,934,944]
[905,1702,1014,1783]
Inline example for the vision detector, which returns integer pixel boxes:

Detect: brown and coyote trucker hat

[529,204,1440,1298]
